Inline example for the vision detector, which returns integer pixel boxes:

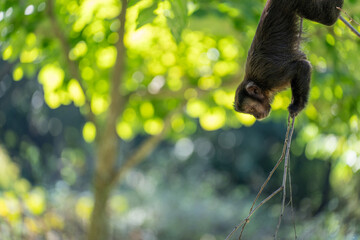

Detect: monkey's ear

[245,82,264,99]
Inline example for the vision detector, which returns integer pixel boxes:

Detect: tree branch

[238,116,293,238]
[339,15,360,38]
[225,187,284,240]
[109,73,241,186]
[274,116,295,239]
[46,0,95,122]
[225,116,296,240]
[110,105,183,186]
[336,8,360,38]
[96,0,128,179]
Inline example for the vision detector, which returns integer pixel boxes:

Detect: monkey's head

[234,81,271,120]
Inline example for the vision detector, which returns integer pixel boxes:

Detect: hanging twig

[274,117,295,239]
[236,117,292,239]
[288,153,298,239]
[225,116,296,240]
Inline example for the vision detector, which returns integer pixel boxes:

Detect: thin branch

[109,0,128,116]
[225,116,296,240]
[337,7,360,26]
[225,187,284,240]
[46,0,95,122]
[95,0,128,180]
[275,117,295,239]
[336,8,360,38]
[339,15,360,38]
[238,117,292,239]
[288,153,298,239]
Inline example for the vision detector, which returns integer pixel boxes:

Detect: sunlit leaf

[2,45,13,60]
[38,64,65,91]
[136,2,158,29]
[44,92,62,109]
[116,121,134,140]
[167,0,188,43]
[199,107,226,131]
[171,114,185,132]
[20,48,39,63]
[69,41,88,60]
[128,0,141,8]
[24,189,46,215]
[144,118,164,135]
[140,102,154,118]
[68,79,86,107]
[235,112,256,127]
[76,196,93,221]
[91,95,109,115]
[13,66,23,81]
[96,47,117,69]
[186,99,207,118]
[83,122,96,143]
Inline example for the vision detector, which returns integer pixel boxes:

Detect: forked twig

[225,116,296,240]
[237,117,292,239]
[225,187,284,240]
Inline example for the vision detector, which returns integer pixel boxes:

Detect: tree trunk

[88,180,112,240]
[87,0,128,239]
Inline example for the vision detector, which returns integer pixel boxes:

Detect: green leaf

[136,2,158,29]
[128,0,141,8]
[167,0,188,44]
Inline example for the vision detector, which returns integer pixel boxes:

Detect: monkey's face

[235,96,271,119]
[234,82,271,120]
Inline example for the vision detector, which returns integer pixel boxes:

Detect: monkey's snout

[254,109,271,120]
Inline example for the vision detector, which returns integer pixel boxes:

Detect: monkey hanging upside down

[234,0,344,119]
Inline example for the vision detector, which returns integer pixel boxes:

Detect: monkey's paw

[288,103,304,118]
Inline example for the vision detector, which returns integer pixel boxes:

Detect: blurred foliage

[0,0,360,239]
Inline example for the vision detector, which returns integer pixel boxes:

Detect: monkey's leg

[297,0,343,26]
[288,60,311,117]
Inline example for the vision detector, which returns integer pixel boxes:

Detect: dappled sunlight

[235,113,256,126]
[76,196,93,222]
[199,107,226,131]
[1,0,360,239]
[72,0,120,32]
[117,121,134,140]
[68,79,86,106]
[144,118,164,135]
[12,66,23,81]
[38,64,64,91]
[0,146,64,237]
[186,99,208,118]
[95,46,117,69]
[83,122,97,143]
[91,95,109,115]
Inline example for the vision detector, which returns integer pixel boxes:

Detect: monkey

[234,0,344,119]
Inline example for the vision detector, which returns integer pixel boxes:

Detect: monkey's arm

[288,60,312,117]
